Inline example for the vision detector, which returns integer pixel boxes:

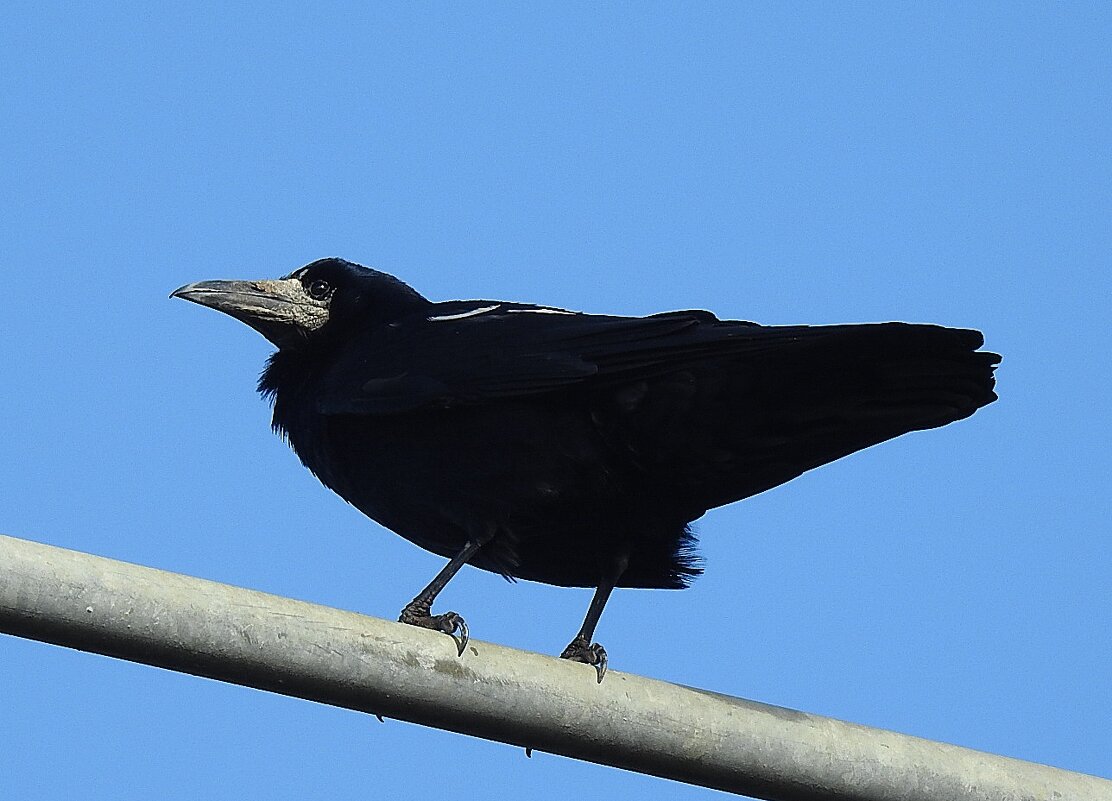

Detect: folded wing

[314,304,999,515]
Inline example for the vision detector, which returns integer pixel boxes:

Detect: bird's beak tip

[170,281,207,301]
[171,280,227,304]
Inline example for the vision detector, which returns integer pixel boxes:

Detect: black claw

[399,604,470,657]
[448,613,469,656]
[559,636,608,682]
[593,648,607,683]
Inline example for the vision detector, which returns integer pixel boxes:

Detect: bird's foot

[399,602,469,656]
[560,635,607,683]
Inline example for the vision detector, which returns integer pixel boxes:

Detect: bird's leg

[399,537,486,656]
[560,582,613,682]
[560,556,626,682]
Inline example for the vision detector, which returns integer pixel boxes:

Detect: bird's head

[171,258,430,349]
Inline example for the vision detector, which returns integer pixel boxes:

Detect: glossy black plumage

[175,257,999,674]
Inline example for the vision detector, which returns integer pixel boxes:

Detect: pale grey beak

[172,277,329,346]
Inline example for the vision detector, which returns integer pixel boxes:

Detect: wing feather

[314,303,995,418]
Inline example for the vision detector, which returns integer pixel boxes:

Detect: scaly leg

[560,556,627,682]
[399,538,486,656]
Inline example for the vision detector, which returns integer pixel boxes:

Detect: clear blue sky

[2,4,1109,798]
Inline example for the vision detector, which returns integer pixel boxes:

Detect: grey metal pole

[0,533,1107,801]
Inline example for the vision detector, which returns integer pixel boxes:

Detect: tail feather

[611,322,999,513]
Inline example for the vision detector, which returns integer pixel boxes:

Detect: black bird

[173,258,999,680]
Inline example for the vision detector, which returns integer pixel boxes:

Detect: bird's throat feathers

[259,348,319,440]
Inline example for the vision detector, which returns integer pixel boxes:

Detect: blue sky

[2,3,1109,798]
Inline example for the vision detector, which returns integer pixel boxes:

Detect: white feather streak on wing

[427,304,502,322]
[505,307,576,315]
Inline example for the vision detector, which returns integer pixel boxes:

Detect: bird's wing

[315,301,998,423]
[314,303,773,415]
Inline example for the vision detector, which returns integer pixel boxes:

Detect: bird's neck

[258,348,324,445]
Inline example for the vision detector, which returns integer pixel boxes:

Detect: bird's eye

[307,280,331,300]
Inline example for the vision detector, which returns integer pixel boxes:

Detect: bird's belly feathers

[289,398,700,589]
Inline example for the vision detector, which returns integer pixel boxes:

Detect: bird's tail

[737,322,997,489]
[638,323,1000,512]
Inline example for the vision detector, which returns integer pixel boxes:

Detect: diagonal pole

[0,533,1108,801]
